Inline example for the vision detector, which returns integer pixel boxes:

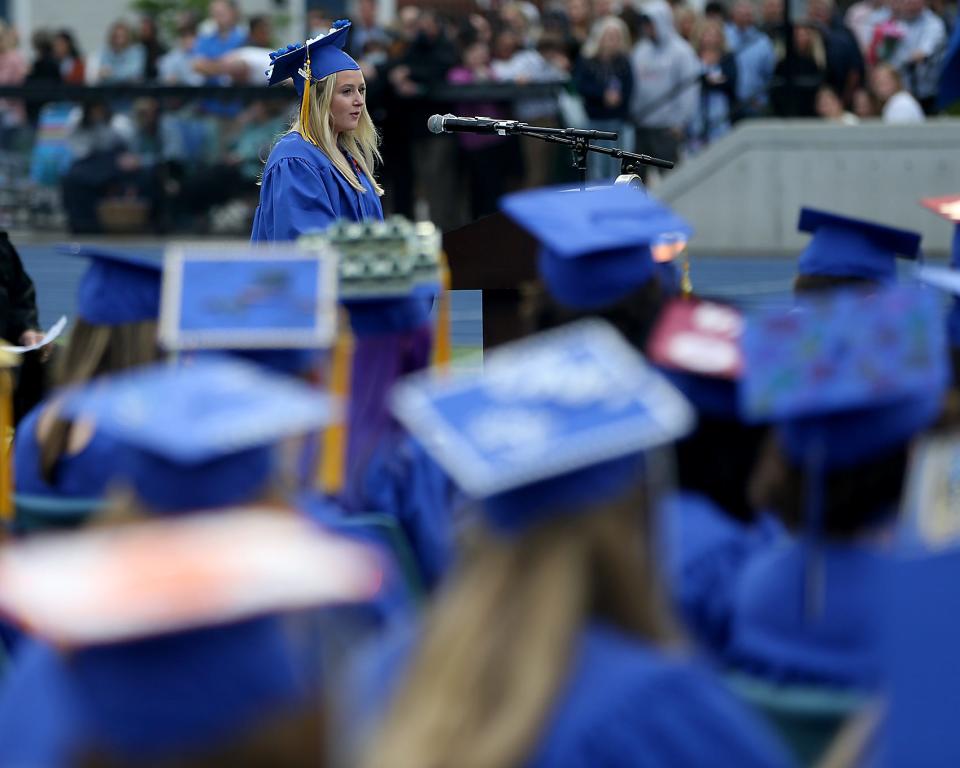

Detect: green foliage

[130,0,212,37]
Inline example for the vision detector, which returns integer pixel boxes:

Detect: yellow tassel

[0,366,13,522]
[318,314,353,495]
[680,244,693,298]
[300,53,313,145]
[432,251,452,372]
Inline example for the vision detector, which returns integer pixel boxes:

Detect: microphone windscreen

[426,114,446,134]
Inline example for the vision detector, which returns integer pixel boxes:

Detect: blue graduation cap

[267,20,359,96]
[390,319,695,533]
[500,184,693,311]
[796,207,923,284]
[740,283,948,469]
[60,245,163,326]
[60,357,339,513]
[918,195,960,350]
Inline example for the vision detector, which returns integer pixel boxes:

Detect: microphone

[427,114,514,135]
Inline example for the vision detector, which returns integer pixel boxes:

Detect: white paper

[2,316,67,354]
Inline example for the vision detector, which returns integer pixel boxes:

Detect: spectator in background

[871,60,926,120]
[687,19,738,153]
[807,0,866,106]
[158,22,203,85]
[630,0,700,182]
[138,17,168,81]
[92,20,146,84]
[0,21,27,147]
[208,16,275,84]
[349,0,389,59]
[192,0,246,83]
[574,16,635,180]
[815,82,860,121]
[845,0,889,54]
[885,0,947,110]
[760,0,785,36]
[852,85,878,116]
[674,4,700,43]
[23,30,60,124]
[705,1,729,24]
[448,38,511,218]
[726,0,776,118]
[771,22,827,115]
[51,30,84,84]
[565,0,594,57]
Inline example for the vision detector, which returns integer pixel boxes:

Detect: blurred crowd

[0,0,955,233]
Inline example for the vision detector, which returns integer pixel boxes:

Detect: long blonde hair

[288,72,384,196]
[363,488,679,768]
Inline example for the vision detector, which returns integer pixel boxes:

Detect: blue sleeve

[570,664,796,768]
[255,158,339,242]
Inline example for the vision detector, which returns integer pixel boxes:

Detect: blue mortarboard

[61,245,162,326]
[60,358,339,513]
[740,283,948,469]
[267,20,359,95]
[796,207,923,283]
[390,319,695,533]
[500,185,693,311]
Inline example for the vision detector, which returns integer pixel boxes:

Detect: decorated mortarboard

[267,21,359,148]
[647,298,743,418]
[390,319,695,533]
[159,243,338,374]
[266,20,358,95]
[796,207,923,283]
[740,283,948,469]
[0,510,383,759]
[59,245,163,326]
[300,216,443,336]
[499,184,693,311]
[0,509,382,647]
[60,357,339,513]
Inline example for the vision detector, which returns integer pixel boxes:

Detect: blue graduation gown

[250,132,384,242]
[0,618,305,765]
[14,403,122,500]
[349,621,795,768]
[659,491,785,656]
[726,538,887,688]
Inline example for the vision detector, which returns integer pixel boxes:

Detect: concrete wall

[656,118,960,256]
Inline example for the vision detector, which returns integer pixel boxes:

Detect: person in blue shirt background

[251,21,384,243]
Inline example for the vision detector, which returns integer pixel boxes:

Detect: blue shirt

[251,132,384,243]
[727,538,887,688]
[725,24,775,108]
[659,491,785,656]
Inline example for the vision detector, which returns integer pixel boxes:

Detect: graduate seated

[646,297,784,656]
[791,208,922,294]
[0,507,384,766]
[13,247,164,531]
[727,282,949,691]
[348,320,794,768]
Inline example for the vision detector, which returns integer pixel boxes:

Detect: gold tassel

[0,353,15,522]
[680,243,693,298]
[432,251,452,372]
[318,314,353,495]
[300,52,313,144]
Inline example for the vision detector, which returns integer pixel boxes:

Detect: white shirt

[882,90,926,123]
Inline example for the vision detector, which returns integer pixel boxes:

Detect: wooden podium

[442,212,539,349]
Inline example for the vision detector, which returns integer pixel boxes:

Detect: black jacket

[0,231,39,344]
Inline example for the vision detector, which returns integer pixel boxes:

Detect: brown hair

[39,319,162,485]
[363,489,678,768]
[749,432,908,538]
